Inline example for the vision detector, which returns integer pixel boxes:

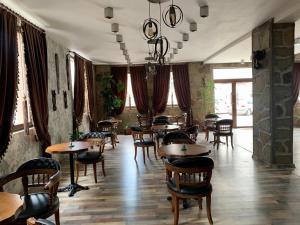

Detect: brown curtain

[22,23,51,152]
[293,63,300,105]
[0,9,18,160]
[153,65,170,114]
[86,60,96,130]
[111,66,128,115]
[130,66,148,114]
[74,54,85,127]
[173,64,192,126]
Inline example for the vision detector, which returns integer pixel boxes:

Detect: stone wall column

[252,19,295,167]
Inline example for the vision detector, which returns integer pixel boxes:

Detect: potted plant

[100,74,125,118]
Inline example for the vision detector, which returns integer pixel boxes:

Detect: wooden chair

[97,121,117,149]
[184,125,199,142]
[162,131,195,145]
[75,133,106,184]
[164,157,214,225]
[173,113,187,128]
[152,115,170,125]
[204,114,219,141]
[131,127,157,164]
[137,114,153,130]
[213,119,234,150]
[0,158,61,225]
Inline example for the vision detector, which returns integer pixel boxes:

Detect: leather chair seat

[76,151,103,164]
[18,193,59,220]
[134,138,155,146]
[80,132,104,139]
[167,180,212,195]
[214,131,233,136]
[37,219,55,225]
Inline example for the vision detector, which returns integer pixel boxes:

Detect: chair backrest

[185,125,198,134]
[137,114,153,129]
[0,157,60,201]
[153,116,170,125]
[165,157,214,192]
[215,119,233,134]
[205,113,219,119]
[98,121,114,132]
[130,126,153,142]
[175,113,187,126]
[162,131,195,145]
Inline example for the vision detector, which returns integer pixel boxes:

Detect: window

[213,68,252,80]
[167,72,178,106]
[125,73,136,108]
[13,30,31,130]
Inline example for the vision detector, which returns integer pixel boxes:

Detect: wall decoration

[66,54,71,91]
[55,53,60,93]
[252,50,266,69]
[63,90,68,109]
[51,90,57,111]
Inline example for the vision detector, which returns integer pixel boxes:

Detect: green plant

[100,74,125,117]
[69,129,83,141]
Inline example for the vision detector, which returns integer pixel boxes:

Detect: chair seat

[18,193,59,220]
[80,132,104,139]
[214,131,232,136]
[76,151,103,163]
[167,180,212,195]
[134,138,155,146]
[101,131,113,137]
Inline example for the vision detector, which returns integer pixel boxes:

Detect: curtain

[74,54,85,127]
[130,66,148,114]
[173,64,192,126]
[293,63,300,105]
[86,60,96,130]
[111,66,128,115]
[152,65,170,114]
[22,22,51,153]
[0,9,17,160]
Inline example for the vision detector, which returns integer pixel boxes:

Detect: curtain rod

[0,2,45,33]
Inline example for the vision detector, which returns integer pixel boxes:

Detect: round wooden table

[158,143,211,158]
[0,192,23,224]
[152,124,180,133]
[46,141,90,197]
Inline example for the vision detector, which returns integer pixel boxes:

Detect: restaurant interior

[1,0,300,225]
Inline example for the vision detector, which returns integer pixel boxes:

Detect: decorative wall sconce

[63,91,68,109]
[252,50,266,69]
[105,7,113,19]
[163,0,183,28]
[51,90,57,111]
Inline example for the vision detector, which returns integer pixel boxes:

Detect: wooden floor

[53,130,300,225]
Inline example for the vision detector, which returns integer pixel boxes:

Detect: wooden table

[151,124,180,133]
[158,143,211,158]
[0,192,23,224]
[46,141,90,197]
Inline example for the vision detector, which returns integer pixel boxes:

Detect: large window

[167,72,178,106]
[125,73,136,108]
[14,30,31,130]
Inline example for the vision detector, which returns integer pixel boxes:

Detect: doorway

[213,68,253,128]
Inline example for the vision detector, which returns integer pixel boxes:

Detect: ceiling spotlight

[200,5,209,18]
[163,0,183,28]
[105,7,113,19]
[111,23,119,33]
[183,33,189,41]
[116,34,123,43]
[177,42,183,49]
[173,48,178,54]
[190,22,197,32]
[120,43,126,50]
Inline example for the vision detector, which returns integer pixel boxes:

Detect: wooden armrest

[0,172,21,191]
[44,171,60,191]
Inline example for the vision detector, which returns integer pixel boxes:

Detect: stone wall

[0,35,75,192]
[252,19,294,167]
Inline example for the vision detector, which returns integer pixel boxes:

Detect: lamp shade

[116,34,123,42]
[111,23,119,33]
[105,7,113,19]
[183,33,189,41]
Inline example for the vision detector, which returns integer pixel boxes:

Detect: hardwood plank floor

[52,130,300,225]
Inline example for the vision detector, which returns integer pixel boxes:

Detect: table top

[151,124,180,131]
[0,192,23,224]
[158,144,210,158]
[46,141,90,154]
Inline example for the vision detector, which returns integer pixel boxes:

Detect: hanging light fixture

[154,3,169,65]
[142,1,159,40]
[177,42,183,49]
[111,23,119,33]
[190,22,197,32]
[104,7,113,19]
[116,34,123,43]
[162,0,183,28]
[183,33,189,41]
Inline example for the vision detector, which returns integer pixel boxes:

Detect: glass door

[236,82,253,127]
[214,83,232,119]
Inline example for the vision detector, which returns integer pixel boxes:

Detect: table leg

[58,153,89,197]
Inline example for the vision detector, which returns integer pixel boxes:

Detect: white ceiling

[2,0,300,64]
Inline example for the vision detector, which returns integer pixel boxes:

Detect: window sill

[12,123,33,133]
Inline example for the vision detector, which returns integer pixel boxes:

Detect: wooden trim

[12,123,33,132]
[214,78,253,83]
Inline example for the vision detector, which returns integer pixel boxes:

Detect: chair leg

[206,130,209,141]
[93,163,97,183]
[173,196,179,225]
[111,136,115,149]
[231,135,234,149]
[226,136,228,147]
[55,209,60,225]
[84,164,87,176]
[154,145,158,160]
[75,161,80,183]
[101,160,106,176]
[134,146,137,160]
[146,147,149,158]
[217,136,220,150]
[206,194,213,225]
[198,197,203,210]
[142,147,146,164]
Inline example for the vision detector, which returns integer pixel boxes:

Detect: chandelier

[142,1,159,40]
[162,0,183,28]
